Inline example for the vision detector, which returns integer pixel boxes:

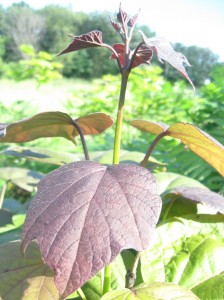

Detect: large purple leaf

[21,161,162,298]
[140,31,194,89]
[0,112,113,143]
[57,31,104,56]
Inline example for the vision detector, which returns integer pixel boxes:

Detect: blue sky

[1,0,224,61]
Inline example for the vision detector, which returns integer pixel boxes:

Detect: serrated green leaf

[101,282,199,299]
[0,167,43,192]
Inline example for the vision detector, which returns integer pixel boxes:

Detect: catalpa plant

[1,4,224,300]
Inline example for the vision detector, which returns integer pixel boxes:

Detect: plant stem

[103,264,112,295]
[0,184,6,209]
[126,251,141,288]
[72,120,90,160]
[77,288,87,300]
[140,132,166,168]
[113,70,130,164]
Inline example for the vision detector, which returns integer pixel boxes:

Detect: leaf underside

[21,161,162,298]
[140,31,195,89]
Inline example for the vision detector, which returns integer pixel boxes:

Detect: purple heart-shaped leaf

[21,161,162,298]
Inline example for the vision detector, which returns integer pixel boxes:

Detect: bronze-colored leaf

[167,123,224,176]
[76,112,113,135]
[0,111,113,143]
[131,120,224,176]
[131,120,169,135]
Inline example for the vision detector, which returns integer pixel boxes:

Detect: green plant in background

[5,44,63,85]
[0,5,224,300]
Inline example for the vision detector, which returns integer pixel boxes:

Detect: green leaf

[2,198,26,214]
[0,112,113,143]
[0,214,26,245]
[101,282,199,299]
[154,172,205,195]
[192,273,224,300]
[0,209,12,226]
[0,240,60,300]
[140,214,224,290]
[0,167,43,192]
[2,146,83,165]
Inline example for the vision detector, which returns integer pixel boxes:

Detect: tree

[4,2,45,58]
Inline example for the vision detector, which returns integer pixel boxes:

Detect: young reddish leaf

[111,44,153,68]
[0,112,113,143]
[131,120,224,176]
[57,31,104,56]
[21,161,162,298]
[131,120,169,135]
[110,17,122,32]
[117,6,129,24]
[140,31,194,89]
[172,187,224,214]
[127,11,140,27]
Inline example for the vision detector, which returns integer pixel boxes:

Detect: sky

[1,0,224,62]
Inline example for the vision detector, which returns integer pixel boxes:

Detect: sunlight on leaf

[0,240,60,300]
[21,161,161,298]
[131,120,224,176]
[192,273,224,300]
[0,112,113,143]
[140,31,194,89]
[101,282,199,299]
[141,214,224,290]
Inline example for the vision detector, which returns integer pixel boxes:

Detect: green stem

[126,251,142,288]
[0,184,6,209]
[113,71,130,164]
[140,132,166,168]
[103,71,130,296]
[103,264,112,295]
[77,288,87,300]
